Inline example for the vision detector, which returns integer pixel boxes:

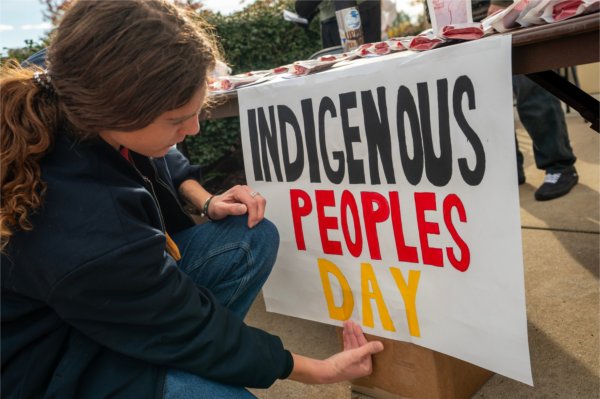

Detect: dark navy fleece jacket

[1,133,293,398]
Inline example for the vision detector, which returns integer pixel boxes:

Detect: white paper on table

[426,0,473,35]
[491,0,531,32]
[517,0,553,26]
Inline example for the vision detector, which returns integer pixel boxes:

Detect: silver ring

[250,191,259,198]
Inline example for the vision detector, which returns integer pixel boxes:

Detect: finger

[243,190,266,228]
[209,194,245,220]
[343,320,358,350]
[219,202,248,216]
[345,321,360,350]
[355,340,384,358]
[342,321,351,350]
[352,321,368,347]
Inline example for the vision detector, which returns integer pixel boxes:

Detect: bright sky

[0,0,423,55]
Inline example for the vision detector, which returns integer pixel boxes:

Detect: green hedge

[188,0,322,190]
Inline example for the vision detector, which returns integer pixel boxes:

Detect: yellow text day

[318,258,421,337]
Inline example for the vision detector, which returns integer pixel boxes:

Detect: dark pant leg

[512,75,576,173]
[358,0,381,43]
[515,135,524,168]
[321,17,341,47]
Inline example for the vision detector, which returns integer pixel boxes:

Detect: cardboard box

[339,330,494,399]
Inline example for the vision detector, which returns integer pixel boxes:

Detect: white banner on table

[239,35,532,385]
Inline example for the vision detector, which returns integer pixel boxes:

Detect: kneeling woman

[0,1,383,398]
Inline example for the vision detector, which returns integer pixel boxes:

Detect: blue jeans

[513,75,577,173]
[163,215,279,399]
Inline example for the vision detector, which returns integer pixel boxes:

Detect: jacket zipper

[148,160,195,223]
[128,161,167,233]
[126,156,183,260]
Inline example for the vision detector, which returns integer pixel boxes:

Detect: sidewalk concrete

[245,110,599,399]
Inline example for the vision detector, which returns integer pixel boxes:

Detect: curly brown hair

[0,0,220,251]
[1,63,56,251]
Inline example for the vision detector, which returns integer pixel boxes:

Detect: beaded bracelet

[201,195,215,221]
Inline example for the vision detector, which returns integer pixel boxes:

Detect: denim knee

[210,215,280,277]
[243,217,280,277]
[211,216,280,316]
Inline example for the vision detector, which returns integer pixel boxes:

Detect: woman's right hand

[208,184,266,228]
[288,320,384,384]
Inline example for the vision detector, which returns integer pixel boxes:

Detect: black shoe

[534,169,578,201]
[518,165,526,185]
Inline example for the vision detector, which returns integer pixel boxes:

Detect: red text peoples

[290,189,470,272]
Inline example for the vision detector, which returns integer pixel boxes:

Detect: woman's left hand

[208,185,266,228]
[288,320,384,384]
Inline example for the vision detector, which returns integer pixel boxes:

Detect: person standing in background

[295,0,382,48]
[487,0,578,200]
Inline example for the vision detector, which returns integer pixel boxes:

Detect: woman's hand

[288,320,384,384]
[178,181,265,228]
[208,185,266,228]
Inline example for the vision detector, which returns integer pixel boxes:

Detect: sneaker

[534,169,578,201]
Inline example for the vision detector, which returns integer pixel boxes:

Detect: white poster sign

[239,35,532,385]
